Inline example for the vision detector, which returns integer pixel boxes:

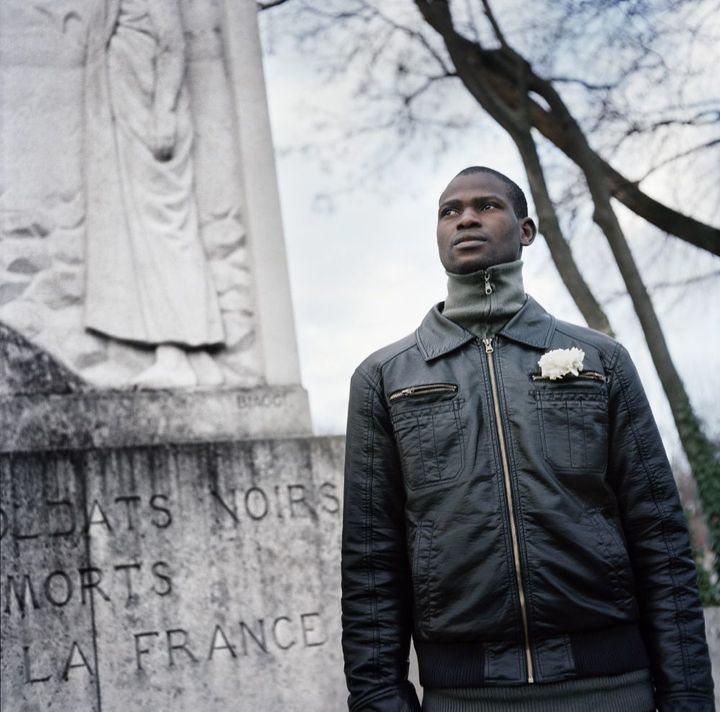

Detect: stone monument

[0,1,346,710]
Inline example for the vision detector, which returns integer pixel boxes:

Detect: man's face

[436,172,536,274]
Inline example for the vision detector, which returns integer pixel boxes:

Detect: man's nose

[457,207,481,228]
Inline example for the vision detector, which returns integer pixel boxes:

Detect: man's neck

[441,259,526,340]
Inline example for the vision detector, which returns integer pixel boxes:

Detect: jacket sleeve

[607,343,714,711]
[341,366,421,712]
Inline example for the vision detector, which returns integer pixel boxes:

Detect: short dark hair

[455,166,528,219]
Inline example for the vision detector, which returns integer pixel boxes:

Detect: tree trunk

[513,131,614,336]
[533,67,720,570]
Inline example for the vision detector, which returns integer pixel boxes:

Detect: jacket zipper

[483,271,493,295]
[388,383,458,401]
[483,337,535,683]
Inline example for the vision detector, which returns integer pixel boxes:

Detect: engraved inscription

[132,610,328,672]
[18,609,329,684]
[0,442,344,709]
[210,481,340,523]
[3,560,173,616]
[0,493,172,542]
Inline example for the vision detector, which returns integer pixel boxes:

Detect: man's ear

[520,218,537,247]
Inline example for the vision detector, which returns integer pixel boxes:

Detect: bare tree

[414,0,720,571]
[260,0,720,582]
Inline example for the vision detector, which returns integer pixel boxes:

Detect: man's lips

[453,233,488,246]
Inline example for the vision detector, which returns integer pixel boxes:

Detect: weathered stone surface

[0,300,45,339]
[26,268,83,310]
[1,386,312,454]
[50,230,86,265]
[0,436,345,712]
[220,361,265,389]
[220,314,256,351]
[7,256,51,274]
[201,218,246,261]
[64,331,109,372]
[210,260,248,296]
[0,322,85,396]
[218,286,252,312]
[0,282,29,305]
[51,190,85,231]
[0,208,55,239]
[1,454,99,711]
[73,351,108,371]
[0,239,51,272]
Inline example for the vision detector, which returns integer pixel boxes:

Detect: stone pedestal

[1,434,344,712]
[0,329,345,711]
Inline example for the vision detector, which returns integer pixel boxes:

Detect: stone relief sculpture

[84,0,225,387]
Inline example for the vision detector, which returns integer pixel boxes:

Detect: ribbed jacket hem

[421,669,654,712]
[415,623,649,688]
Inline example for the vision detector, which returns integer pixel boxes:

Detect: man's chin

[444,258,492,275]
[442,252,523,275]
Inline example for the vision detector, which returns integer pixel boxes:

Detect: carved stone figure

[84,0,224,387]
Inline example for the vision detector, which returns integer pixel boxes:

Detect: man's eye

[481,203,496,211]
[440,207,458,217]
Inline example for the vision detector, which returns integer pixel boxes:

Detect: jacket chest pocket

[533,388,608,474]
[390,394,465,490]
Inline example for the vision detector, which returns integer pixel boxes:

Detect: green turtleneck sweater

[441,259,526,340]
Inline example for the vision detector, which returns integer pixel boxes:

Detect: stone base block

[1,385,313,453]
[1,435,345,712]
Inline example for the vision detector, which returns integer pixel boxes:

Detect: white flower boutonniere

[538,347,585,380]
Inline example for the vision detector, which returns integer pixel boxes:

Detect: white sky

[257,8,720,463]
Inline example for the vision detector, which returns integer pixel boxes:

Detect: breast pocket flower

[538,347,585,380]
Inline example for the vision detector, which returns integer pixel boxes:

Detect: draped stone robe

[84,0,224,346]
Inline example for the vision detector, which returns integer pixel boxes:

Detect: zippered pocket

[587,509,634,603]
[531,371,606,383]
[410,523,434,630]
[391,395,465,489]
[389,383,458,401]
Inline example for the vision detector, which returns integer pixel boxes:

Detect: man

[341,167,714,712]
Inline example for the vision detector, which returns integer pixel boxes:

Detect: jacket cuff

[349,682,421,712]
[656,692,716,712]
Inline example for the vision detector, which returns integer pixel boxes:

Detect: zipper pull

[483,337,493,353]
[484,271,493,295]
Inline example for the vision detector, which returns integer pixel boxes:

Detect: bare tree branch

[480,0,509,49]
[604,269,720,304]
[636,139,720,182]
[549,76,620,91]
[257,0,292,11]
[401,72,457,106]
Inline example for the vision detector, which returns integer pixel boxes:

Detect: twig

[257,0,292,10]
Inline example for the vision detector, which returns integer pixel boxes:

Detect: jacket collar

[416,295,556,361]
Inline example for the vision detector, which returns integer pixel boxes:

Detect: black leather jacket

[341,296,713,712]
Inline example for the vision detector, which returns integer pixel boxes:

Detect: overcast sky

[257,8,720,462]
